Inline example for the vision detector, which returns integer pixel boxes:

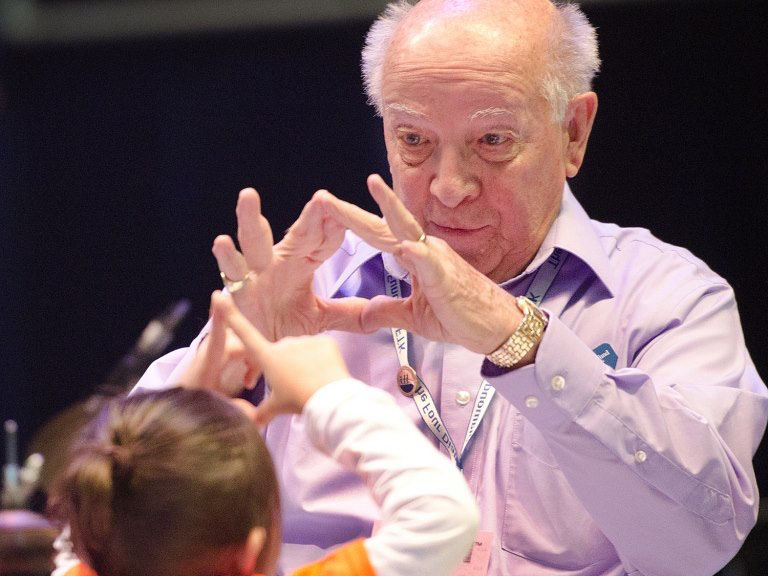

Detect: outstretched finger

[185,291,228,389]
[395,236,450,291]
[236,188,274,272]
[320,214,348,259]
[212,235,250,287]
[213,292,270,365]
[278,194,330,259]
[367,174,423,243]
[314,189,399,252]
[205,291,227,363]
[278,191,354,265]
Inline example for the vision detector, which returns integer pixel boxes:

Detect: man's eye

[403,133,422,146]
[481,133,506,145]
[393,128,433,165]
[476,132,521,162]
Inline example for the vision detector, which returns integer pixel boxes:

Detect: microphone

[25,300,192,495]
[100,299,191,393]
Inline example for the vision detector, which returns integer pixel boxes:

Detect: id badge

[450,531,493,576]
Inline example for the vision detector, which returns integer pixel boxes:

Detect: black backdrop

[1,0,766,531]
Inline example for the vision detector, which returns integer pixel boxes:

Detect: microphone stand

[1,421,56,575]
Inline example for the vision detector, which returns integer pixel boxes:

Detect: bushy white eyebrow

[385,102,428,119]
[470,107,515,121]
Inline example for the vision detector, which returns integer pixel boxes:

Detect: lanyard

[524,247,567,305]
[384,247,567,469]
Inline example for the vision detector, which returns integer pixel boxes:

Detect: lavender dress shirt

[136,185,768,576]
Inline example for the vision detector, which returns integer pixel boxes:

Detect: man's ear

[238,527,267,575]
[564,91,598,178]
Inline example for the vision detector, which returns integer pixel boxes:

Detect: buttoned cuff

[484,313,607,431]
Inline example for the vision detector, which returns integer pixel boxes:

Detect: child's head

[53,388,281,576]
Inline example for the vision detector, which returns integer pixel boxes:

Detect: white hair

[361,1,414,116]
[542,3,601,121]
[360,0,600,123]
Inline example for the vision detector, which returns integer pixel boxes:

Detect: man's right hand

[212,187,369,342]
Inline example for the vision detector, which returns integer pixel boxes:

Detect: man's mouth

[427,222,489,236]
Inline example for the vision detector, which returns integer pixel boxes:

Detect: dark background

[1,0,766,570]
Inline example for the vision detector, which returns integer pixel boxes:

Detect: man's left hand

[316,174,524,356]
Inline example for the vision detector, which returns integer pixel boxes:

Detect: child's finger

[214,292,271,364]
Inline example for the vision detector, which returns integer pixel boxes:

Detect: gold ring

[220,271,252,294]
[417,232,427,243]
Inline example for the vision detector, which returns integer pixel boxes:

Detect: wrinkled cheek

[468,241,503,269]
[382,156,415,216]
[392,169,430,226]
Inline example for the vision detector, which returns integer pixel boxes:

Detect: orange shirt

[61,565,96,576]
[63,539,375,576]
[290,539,375,576]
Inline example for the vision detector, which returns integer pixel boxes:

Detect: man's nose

[429,149,480,208]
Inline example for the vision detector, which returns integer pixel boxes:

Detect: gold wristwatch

[485,296,548,368]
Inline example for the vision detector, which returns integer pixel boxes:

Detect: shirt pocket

[502,411,615,570]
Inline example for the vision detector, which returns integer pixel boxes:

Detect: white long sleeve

[303,378,479,576]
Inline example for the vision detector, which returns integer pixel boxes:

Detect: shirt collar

[328,183,615,297]
[516,183,615,297]
[328,231,382,297]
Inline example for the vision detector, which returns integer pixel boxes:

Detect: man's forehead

[384,0,550,87]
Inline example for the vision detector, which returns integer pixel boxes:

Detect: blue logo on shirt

[593,343,618,369]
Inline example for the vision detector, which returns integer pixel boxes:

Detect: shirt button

[634,450,648,463]
[456,390,471,405]
[525,395,539,408]
[551,375,566,391]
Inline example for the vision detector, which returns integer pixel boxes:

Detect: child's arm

[302,378,478,576]
[56,290,477,576]
[216,291,478,576]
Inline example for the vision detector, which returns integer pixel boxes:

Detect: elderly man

[136,1,767,575]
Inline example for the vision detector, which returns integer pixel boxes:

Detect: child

[53,293,478,576]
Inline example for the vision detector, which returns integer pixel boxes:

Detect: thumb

[360,296,416,333]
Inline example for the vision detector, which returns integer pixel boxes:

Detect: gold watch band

[485,296,548,368]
